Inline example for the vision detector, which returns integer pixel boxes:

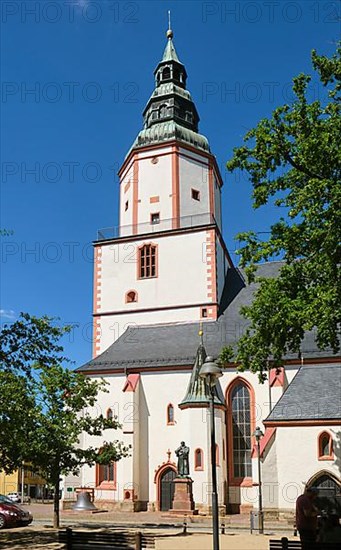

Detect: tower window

[151,212,160,225]
[139,244,157,279]
[162,67,171,80]
[167,404,174,425]
[126,290,137,303]
[201,307,208,318]
[125,200,129,211]
[194,449,203,471]
[191,189,200,201]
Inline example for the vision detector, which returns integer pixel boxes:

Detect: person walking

[295,487,319,549]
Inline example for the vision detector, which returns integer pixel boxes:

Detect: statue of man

[175,441,190,477]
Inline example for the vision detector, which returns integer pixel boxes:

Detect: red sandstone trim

[172,145,180,229]
[132,154,139,235]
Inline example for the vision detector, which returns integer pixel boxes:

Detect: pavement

[0,503,298,550]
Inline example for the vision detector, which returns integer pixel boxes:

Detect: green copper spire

[128,23,211,155]
[179,340,225,410]
[162,15,180,63]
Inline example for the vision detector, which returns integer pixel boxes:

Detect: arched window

[228,380,253,482]
[162,67,171,80]
[194,448,203,471]
[106,408,113,420]
[138,244,157,279]
[318,432,333,460]
[167,404,174,425]
[126,290,137,303]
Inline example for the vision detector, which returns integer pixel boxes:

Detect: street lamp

[253,426,264,534]
[199,356,223,550]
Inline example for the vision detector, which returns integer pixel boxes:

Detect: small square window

[125,201,129,211]
[201,308,208,318]
[151,212,160,224]
[192,189,200,201]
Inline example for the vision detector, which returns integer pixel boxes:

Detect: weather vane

[167,10,173,39]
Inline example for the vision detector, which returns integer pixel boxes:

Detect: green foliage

[0,314,130,526]
[218,345,234,366]
[226,44,341,379]
[0,312,72,374]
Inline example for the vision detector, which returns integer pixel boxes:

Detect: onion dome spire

[129,21,210,154]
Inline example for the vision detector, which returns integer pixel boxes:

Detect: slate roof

[265,365,341,422]
[78,262,340,373]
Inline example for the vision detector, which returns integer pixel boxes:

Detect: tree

[0,314,130,528]
[224,44,341,380]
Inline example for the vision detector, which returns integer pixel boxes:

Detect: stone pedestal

[169,477,196,514]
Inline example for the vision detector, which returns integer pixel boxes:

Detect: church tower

[93,28,232,356]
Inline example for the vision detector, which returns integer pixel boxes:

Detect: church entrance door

[160,468,176,511]
[309,472,341,515]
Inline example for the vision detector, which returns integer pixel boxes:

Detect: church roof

[78,262,339,373]
[265,365,341,423]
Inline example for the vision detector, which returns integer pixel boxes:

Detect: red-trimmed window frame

[138,243,158,279]
[226,377,255,487]
[318,431,333,460]
[95,461,117,490]
[167,403,175,425]
[125,290,138,303]
[194,448,204,471]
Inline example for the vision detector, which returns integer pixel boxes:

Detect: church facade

[64,30,341,517]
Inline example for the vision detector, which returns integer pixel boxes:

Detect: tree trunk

[53,476,60,529]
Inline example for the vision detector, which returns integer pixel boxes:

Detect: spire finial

[199,322,204,345]
[166,10,173,39]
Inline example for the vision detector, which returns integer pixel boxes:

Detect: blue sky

[1,0,339,366]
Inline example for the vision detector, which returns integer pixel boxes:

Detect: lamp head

[254,426,264,441]
[199,356,223,387]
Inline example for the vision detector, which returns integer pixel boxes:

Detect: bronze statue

[175,441,190,477]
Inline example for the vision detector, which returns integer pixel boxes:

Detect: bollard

[183,516,187,535]
[135,531,142,550]
[221,521,225,534]
[66,527,73,550]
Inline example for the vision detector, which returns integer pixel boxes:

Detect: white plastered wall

[273,425,341,511]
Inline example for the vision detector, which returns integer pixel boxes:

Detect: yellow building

[0,465,46,499]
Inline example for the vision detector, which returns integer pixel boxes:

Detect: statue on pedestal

[175,441,190,477]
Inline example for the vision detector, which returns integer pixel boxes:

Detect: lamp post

[253,426,264,534]
[199,356,223,550]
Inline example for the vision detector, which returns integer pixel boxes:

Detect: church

[64,28,341,517]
